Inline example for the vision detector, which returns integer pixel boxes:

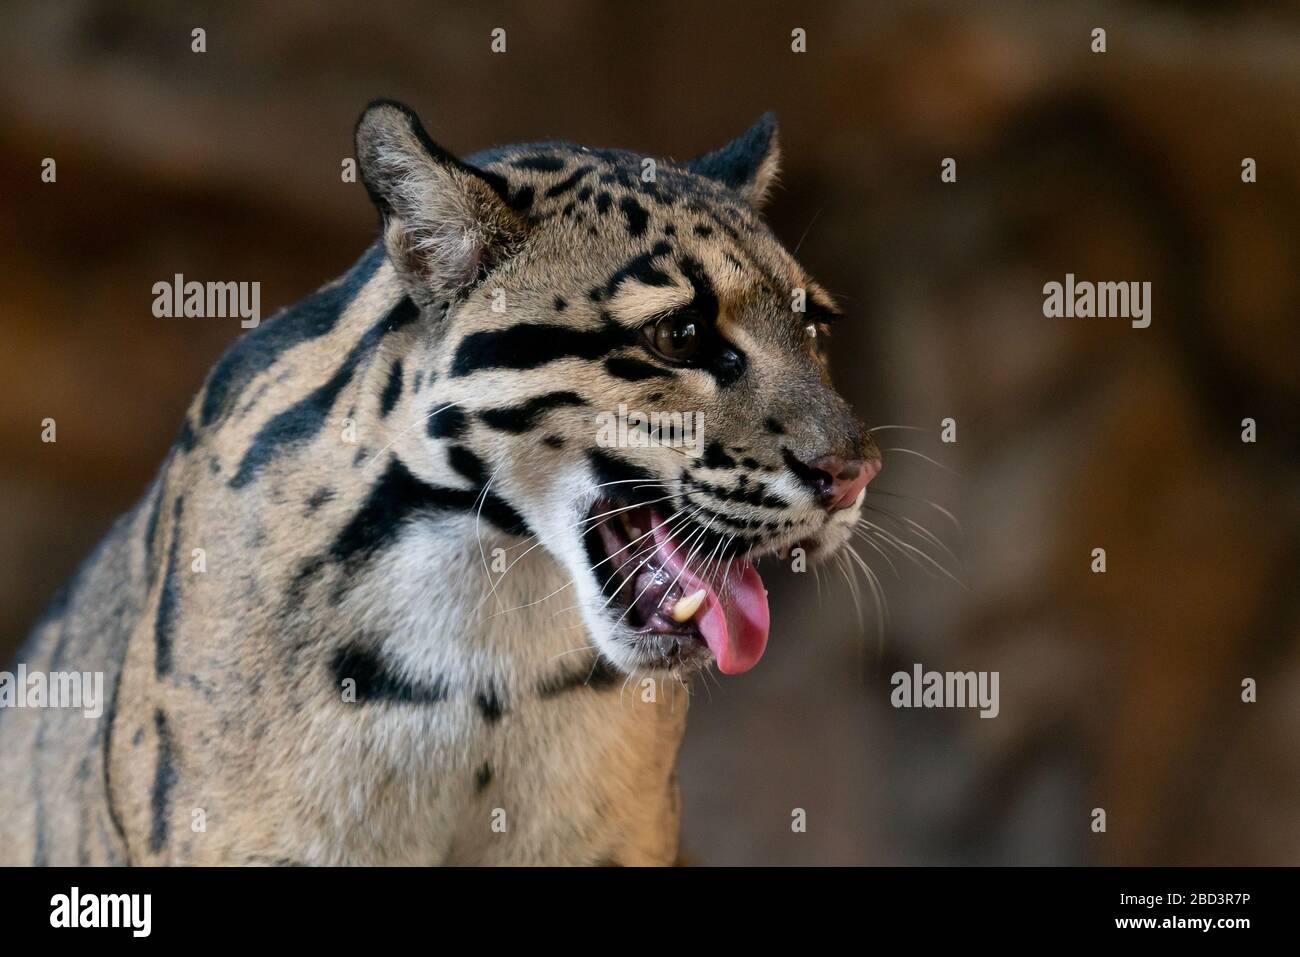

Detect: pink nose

[808,455,880,512]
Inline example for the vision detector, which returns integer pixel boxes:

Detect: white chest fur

[293,515,687,865]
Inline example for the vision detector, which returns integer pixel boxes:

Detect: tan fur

[0,103,874,865]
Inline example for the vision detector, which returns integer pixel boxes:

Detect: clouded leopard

[0,101,881,865]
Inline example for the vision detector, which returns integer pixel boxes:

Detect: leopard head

[355,100,880,676]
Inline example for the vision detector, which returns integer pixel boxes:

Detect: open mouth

[585,499,771,674]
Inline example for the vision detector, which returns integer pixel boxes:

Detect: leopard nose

[804,454,881,512]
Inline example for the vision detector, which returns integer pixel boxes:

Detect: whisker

[851,527,900,578]
[792,206,824,256]
[473,463,509,612]
[862,504,962,571]
[860,521,966,590]
[880,447,960,476]
[365,401,462,470]
[835,550,863,631]
[843,542,887,654]
[867,488,962,533]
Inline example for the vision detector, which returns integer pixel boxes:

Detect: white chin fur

[524,481,646,672]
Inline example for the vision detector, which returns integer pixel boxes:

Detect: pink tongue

[650,517,770,674]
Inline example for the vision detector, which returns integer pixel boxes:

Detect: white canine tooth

[627,526,642,539]
[671,588,707,623]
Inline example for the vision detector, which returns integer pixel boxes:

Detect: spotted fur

[0,101,877,865]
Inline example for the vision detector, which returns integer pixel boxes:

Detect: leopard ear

[355,100,527,306]
[686,112,781,208]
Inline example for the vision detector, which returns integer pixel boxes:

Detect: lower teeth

[670,588,707,623]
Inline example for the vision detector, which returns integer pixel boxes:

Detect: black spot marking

[331,644,448,704]
[329,458,433,563]
[586,448,657,491]
[701,440,737,470]
[537,656,622,698]
[202,244,383,426]
[602,241,674,297]
[543,435,565,449]
[679,255,720,318]
[142,478,167,581]
[477,682,504,723]
[380,359,403,417]
[605,356,671,381]
[451,324,633,377]
[742,457,761,470]
[229,297,420,488]
[154,496,184,679]
[148,709,177,855]
[175,417,196,453]
[681,256,743,387]
[595,191,612,214]
[764,417,785,435]
[619,196,649,237]
[413,370,424,394]
[475,762,494,793]
[428,405,468,440]
[554,296,567,311]
[286,555,327,607]
[32,774,48,865]
[694,477,789,511]
[782,447,828,492]
[508,184,535,212]
[513,154,565,172]
[689,500,767,531]
[545,165,593,198]
[101,659,132,864]
[693,224,713,237]
[448,445,489,486]
[305,487,335,513]
[328,457,529,573]
[478,391,586,433]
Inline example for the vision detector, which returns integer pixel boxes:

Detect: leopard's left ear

[355,99,528,307]
[686,112,781,208]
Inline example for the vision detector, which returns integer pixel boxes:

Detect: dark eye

[647,313,701,363]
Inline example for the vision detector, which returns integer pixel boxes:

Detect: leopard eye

[648,313,701,362]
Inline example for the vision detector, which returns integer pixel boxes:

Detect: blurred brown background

[2,1,1297,864]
